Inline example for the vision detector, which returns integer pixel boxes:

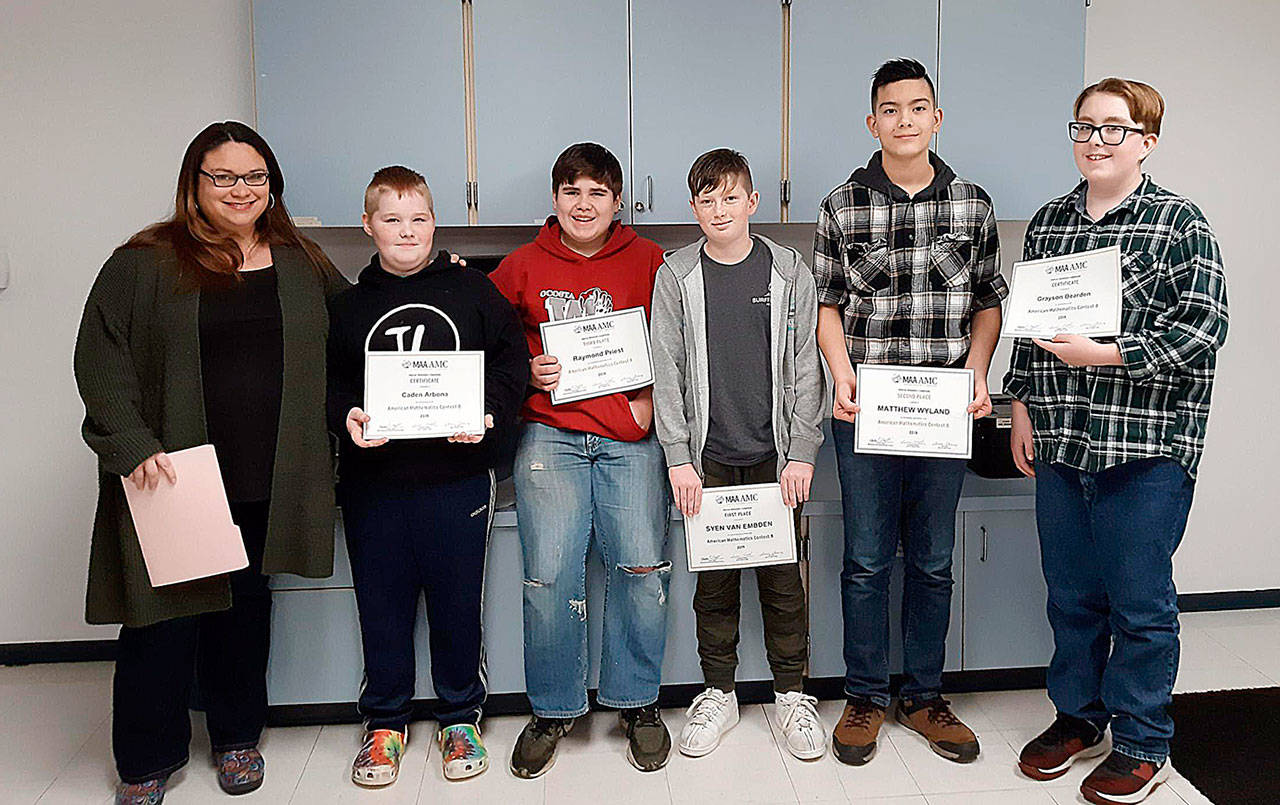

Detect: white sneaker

[775,691,827,760]
[679,687,739,757]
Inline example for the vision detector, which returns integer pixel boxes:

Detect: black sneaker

[1080,750,1171,804]
[1018,715,1106,781]
[509,716,573,779]
[619,704,672,772]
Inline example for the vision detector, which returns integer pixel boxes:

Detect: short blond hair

[364,165,434,215]
[1074,78,1165,136]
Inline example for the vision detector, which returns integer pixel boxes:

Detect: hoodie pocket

[843,239,891,294]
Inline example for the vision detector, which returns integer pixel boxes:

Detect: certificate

[854,364,974,459]
[539,306,655,405]
[684,483,797,572]
[1002,245,1122,338]
[363,350,485,440]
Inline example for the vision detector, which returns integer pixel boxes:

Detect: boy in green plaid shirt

[1004,78,1228,805]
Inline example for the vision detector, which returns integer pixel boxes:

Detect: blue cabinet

[936,0,1085,219]
[252,0,469,226]
[788,0,940,223]
[471,0,632,225]
[629,0,784,224]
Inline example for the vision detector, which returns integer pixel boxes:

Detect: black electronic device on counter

[968,393,1022,478]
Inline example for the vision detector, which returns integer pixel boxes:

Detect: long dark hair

[125,121,333,286]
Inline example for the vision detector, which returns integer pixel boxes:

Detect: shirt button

[907,233,914,243]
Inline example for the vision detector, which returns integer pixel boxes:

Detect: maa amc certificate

[684,483,797,572]
[363,351,485,440]
[854,364,974,459]
[539,306,655,405]
[1001,245,1122,339]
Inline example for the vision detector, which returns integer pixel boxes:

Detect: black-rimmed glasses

[199,168,270,187]
[1068,122,1146,146]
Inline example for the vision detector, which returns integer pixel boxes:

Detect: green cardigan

[74,245,349,627]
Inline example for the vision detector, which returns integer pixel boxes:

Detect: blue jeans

[832,419,966,707]
[514,422,671,717]
[1035,458,1194,764]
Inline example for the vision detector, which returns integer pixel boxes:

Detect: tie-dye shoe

[439,723,488,780]
[114,777,166,805]
[352,728,407,787]
[214,747,264,795]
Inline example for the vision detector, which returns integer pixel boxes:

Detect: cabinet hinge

[465,181,478,208]
[779,178,791,204]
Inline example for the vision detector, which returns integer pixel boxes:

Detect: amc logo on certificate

[854,364,974,459]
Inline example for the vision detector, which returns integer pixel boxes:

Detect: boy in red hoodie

[490,143,672,777]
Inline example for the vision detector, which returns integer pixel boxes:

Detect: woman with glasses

[74,121,348,805]
[1003,79,1228,805]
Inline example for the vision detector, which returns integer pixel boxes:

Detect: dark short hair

[871,58,936,111]
[687,148,754,198]
[551,142,623,198]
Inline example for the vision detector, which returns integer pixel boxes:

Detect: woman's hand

[448,414,494,444]
[346,407,389,448]
[127,452,177,491]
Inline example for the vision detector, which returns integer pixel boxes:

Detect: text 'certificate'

[539,306,655,405]
[685,483,797,572]
[1002,245,1122,339]
[854,365,974,459]
[363,350,485,440]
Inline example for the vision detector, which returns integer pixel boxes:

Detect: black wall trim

[0,639,116,666]
[1178,589,1280,612]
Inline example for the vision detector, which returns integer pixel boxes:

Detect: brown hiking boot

[832,699,885,766]
[895,697,980,763]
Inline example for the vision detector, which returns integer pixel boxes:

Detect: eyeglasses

[1067,122,1146,146]
[199,169,270,188]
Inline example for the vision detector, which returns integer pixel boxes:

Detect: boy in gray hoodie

[650,148,826,760]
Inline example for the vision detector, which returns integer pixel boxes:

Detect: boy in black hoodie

[327,167,529,787]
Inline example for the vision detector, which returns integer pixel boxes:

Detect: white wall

[0,1,254,643]
[1085,1,1280,593]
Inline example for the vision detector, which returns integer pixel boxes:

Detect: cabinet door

[789,0,939,222]
[937,0,1085,219]
[472,0,632,225]
[253,1,469,226]
[629,0,784,223]
[268,588,364,705]
[961,510,1055,669]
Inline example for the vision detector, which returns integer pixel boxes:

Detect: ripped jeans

[514,421,671,717]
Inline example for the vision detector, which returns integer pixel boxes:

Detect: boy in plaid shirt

[1005,79,1227,805]
[812,58,1007,767]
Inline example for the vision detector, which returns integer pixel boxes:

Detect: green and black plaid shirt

[1002,176,1228,478]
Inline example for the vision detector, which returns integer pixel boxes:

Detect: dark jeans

[831,420,966,708]
[113,500,271,783]
[341,472,494,731]
[695,456,807,693]
[1036,458,1194,763]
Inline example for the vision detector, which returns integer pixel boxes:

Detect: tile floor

[6,608,1276,804]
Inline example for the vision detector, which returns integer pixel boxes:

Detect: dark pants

[831,420,967,708]
[694,456,807,693]
[341,472,494,732]
[1036,458,1194,764]
[113,500,272,784]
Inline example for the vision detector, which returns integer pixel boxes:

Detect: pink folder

[120,444,249,587]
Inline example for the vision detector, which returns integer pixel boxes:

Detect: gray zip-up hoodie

[650,234,825,479]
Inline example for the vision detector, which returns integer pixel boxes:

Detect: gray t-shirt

[701,237,775,466]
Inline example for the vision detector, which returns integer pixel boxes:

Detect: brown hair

[1074,78,1165,136]
[688,148,753,198]
[551,142,623,198]
[365,165,434,215]
[124,121,334,287]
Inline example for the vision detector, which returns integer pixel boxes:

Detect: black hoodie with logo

[327,251,529,493]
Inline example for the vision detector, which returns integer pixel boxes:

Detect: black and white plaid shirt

[812,152,1007,367]
[1002,176,1229,478]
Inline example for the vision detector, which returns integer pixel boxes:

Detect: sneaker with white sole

[678,687,739,757]
[775,690,827,760]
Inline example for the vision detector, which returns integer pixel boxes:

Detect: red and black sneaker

[1080,750,1171,804]
[1018,715,1107,780]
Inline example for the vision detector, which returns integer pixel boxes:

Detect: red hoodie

[491,217,664,442]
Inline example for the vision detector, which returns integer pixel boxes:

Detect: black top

[701,237,776,466]
[327,251,530,493]
[199,266,284,502]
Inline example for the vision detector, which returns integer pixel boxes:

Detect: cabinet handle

[979,526,988,562]
[633,174,654,213]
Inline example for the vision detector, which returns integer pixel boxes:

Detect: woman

[74,121,347,804]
